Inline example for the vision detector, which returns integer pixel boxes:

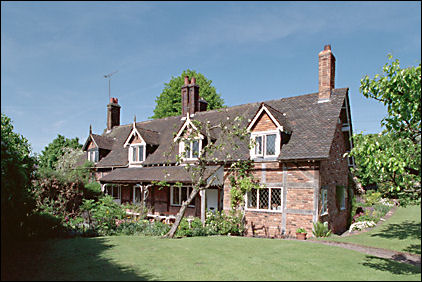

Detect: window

[246,187,282,212]
[321,188,328,215]
[170,186,195,207]
[336,186,346,211]
[182,140,201,159]
[88,149,99,163]
[251,132,278,158]
[130,144,145,164]
[105,184,121,200]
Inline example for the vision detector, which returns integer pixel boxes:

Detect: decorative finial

[89,124,92,135]
[134,114,136,123]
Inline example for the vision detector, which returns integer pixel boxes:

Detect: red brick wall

[251,112,277,132]
[319,122,350,234]
[223,161,319,238]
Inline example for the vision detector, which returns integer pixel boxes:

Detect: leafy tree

[151,69,225,119]
[350,55,421,206]
[39,134,82,170]
[159,114,261,238]
[1,113,37,241]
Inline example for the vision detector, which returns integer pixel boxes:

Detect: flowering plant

[349,220,376,232]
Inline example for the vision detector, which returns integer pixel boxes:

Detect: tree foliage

[1,113,37,241]
[350,55,421,206]
[151,69,225,119]
[39,134,82,170]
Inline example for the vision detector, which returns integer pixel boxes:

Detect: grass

[319,205,421,255]
[2,235,420,281]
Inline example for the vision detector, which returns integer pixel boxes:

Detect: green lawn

[2,235,420,281]
[320,205,421,255]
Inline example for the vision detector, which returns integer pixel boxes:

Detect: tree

[151,69,225,119]
[1,113,37,241]
[160,114,261,238]
[349,55,421,206]
[39,134,82,171]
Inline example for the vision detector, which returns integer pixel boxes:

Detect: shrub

[176,218,210,237]
[312,221,331,237]
[349,221,376,232]
[84,182,102,200]
[363,191,382,206]
[205,211,244,236]
[296,228,307,234]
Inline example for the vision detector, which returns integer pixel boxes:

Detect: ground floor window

[246,187,282,212]
[105,184,121,200]
[321,188,328,215]
[336,186,346,211]
[170,186,195,207]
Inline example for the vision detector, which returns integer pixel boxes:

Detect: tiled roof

[91,88,348,167]
[99,165,221,183]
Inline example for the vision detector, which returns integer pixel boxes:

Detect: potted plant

[296,228,307,240]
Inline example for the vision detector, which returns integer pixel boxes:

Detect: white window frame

[129,144,146,166]
[88,148,99,163]
[179,138,202,160]
[245,187,283,213]
[250,130,281,159]
[321,188,328,215]
[104,184,121,204]
[170,186,195,207]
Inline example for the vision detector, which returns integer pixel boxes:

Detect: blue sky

[1,1,421,154]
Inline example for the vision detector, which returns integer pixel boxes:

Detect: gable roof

[91,88,348,167]
[82,134,114,151]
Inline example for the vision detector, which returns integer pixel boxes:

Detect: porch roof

[99,165,222,184]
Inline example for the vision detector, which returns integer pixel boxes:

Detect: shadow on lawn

[1,237,158,281]
[362,255,421,275]
[369,220,421,254]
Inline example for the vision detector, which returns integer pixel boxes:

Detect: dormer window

[129,144,145,165]
[180,139,201,160]
[88,148,99,163]
[251,132,279,158]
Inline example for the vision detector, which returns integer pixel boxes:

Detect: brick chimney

[107,97,120,130]
[318,44,336,101]
[181,76,200,116]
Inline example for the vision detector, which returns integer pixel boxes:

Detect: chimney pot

[191,77,196,84]
[184,76,189,85]
[324,44,331,51]
[110,97,114,104]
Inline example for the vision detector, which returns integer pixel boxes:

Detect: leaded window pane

[192,141,199,158]
[270,188,282,210]
[266,134,276,155]
[255,136,262,155]
[259,188,269,209]
[112,185,120,199]
[138,145,144,162]
[247,189,257,209]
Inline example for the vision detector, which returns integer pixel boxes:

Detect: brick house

[82,45,354,237]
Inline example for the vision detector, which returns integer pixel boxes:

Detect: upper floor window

[251,132,279,158]
[129,144,145,164]
[88,148,99,163]
[180,139,201,160]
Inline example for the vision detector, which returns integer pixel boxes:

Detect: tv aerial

[104,70,119,101]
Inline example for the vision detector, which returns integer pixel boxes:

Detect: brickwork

[251,112,277,132]
[88,140,96,149]
[318,45,336,100]
[319,122,350,234]
[285,213,313,236]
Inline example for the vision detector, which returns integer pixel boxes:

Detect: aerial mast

[104,70,119,102]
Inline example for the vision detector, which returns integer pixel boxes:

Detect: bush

[205,211,244,236]
[363,191,382,206]
[84,182,102,200]
[176,218,210,237]
[312,221,331,237]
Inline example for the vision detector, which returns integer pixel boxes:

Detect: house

[82,45,354,237]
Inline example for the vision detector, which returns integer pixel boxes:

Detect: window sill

[245,208,283,213]
[170,204,195,208]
